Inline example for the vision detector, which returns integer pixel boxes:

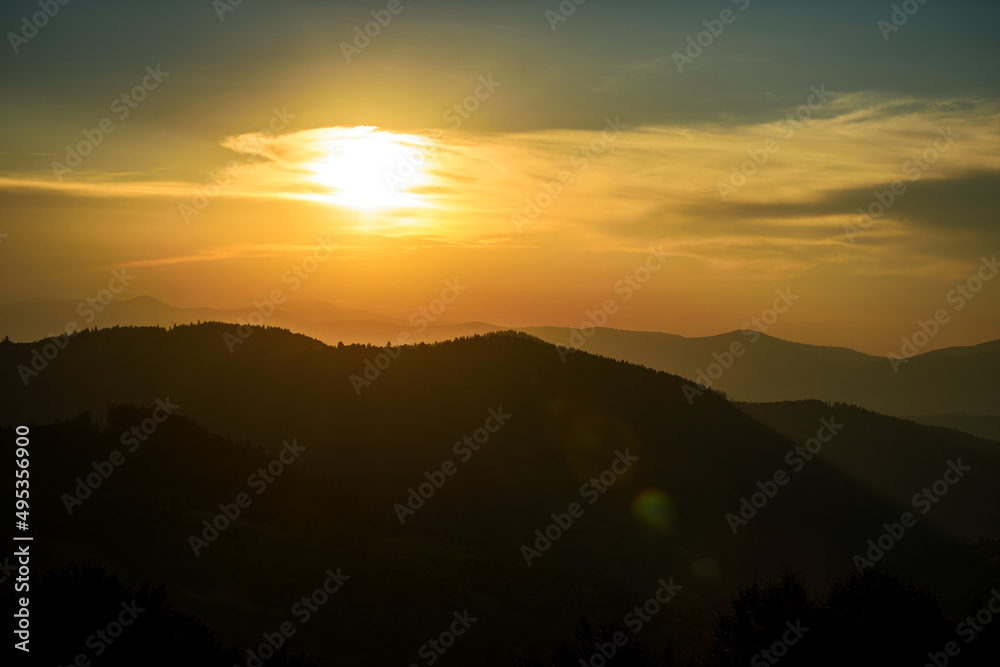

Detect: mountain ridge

[2,323,997,664]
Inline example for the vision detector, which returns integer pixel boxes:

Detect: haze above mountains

[3,295,997,441]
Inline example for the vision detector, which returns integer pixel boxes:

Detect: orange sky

[2,1,998,356]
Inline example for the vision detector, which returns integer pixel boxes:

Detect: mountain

[5,297,997,439]
[910,413,1000,441]
[522,327,1000,440]
[1,325,997,664]
[0,295,499,346]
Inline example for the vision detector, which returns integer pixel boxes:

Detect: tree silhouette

[519,614,653,666]
[14,563,319,666]
[708,571,816,666]
[707,568,953,667]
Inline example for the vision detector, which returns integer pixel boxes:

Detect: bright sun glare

[308,126,432,210]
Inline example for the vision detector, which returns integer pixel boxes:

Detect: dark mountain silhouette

[6,297,995,439]
[1,325,997,664]
[0,295,497,346]
[1,563,319,666]
[912,412,1000,442]
[523,326,1000,440]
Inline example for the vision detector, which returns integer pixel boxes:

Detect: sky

[1,0,998,355]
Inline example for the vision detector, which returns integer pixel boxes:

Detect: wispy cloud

[3,94,998,270]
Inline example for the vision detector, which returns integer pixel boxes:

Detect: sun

[307,126,433,210]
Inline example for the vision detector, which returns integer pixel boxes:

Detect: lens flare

[631,488,674,533]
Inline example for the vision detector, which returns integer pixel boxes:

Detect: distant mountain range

[1,325,997,664]
[522,327,1000,441]
[2,296,997,439]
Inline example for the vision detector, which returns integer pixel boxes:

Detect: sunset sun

[307,126,432,210]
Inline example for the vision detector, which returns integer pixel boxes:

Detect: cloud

[2,94,997,264]
[682,170,1000,231]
